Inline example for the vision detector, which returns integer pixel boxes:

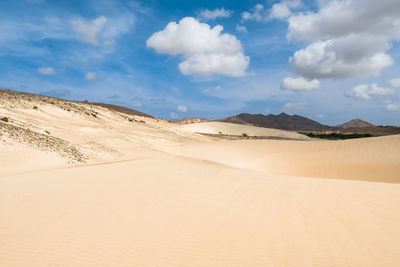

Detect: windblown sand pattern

[1,90,400,266]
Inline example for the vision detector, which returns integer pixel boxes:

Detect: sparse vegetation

[1,117,8,122]
[128,118,133,122]
[299,132,374,140]
[45,130,51,135]
[242,133,248,138]
[33,106,38,110]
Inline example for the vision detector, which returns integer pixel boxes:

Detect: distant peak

[337,118,374,128]
[277,112,289,116]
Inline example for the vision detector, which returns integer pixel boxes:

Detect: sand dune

[1,155,400,266]
[180,121,309,140]
[173,135,400,183]
[1,90,400,266]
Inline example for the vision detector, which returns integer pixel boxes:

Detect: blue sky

[1,0,400,125]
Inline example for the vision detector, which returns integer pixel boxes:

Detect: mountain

[339,126,400,136]
[218,113,338,131]
[337,119,374,129]
[171,117,209,125]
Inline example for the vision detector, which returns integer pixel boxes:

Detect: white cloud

[346,83,395,100]
[270,0,302,19]
[386,103,400,111]
[69,16,108,45]
[177,105,188,112]
[287,0,400,79]
[203,85,222,94]
[289,38,394,79]
[283,102,309,109]
[388,77,400,88]
[179,52,249,77]
[287,0,400,41]
[85,72,97,80]
[235,25,247,33]
[147,17,249,77]
[241,4,265,22]
[36,67,56,75]
[281,77,320,91]
[241,1,301,22]
[197,8,233,21]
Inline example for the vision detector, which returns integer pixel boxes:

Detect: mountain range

[173,113,400,136]
[218,112,338,131]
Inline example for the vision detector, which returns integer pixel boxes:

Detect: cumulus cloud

[287,0,400,41]
[241,4,265,22]
[283,102,308,109]
[179,52,249,77]
[287,0,400,79]
[85,72,97,80]
[346,83,395,100]
[289,37,394,79]
[270,0,302,19]
[197,8,233,21]
[235,25,247,33]
[388,77,400,88]
[386,103,400,112]
[36,67,56,75]
[241,1,301,22]
[70,16,108,45]
[147,17,249,77]
[281,77,320,91]
[177,105,188,112]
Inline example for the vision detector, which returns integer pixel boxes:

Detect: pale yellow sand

[180,121,310,140]
[1,155,400,266]
[1,92,400,266]
[173,134,400,183]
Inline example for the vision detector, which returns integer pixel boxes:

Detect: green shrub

[0,117,8,122]
[299,132,373,140]
[242,133,248,138]
[33,106,38,110]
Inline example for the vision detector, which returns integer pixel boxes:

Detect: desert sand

[1,90,400,266]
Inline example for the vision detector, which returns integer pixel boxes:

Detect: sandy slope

[1,155,400,266]
[173,135,400,183]
[180,121,309,140]
[1,90,400,266]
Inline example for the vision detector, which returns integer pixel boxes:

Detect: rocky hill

[218,112,338,131]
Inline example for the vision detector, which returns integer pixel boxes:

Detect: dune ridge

[1,89,400,266]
